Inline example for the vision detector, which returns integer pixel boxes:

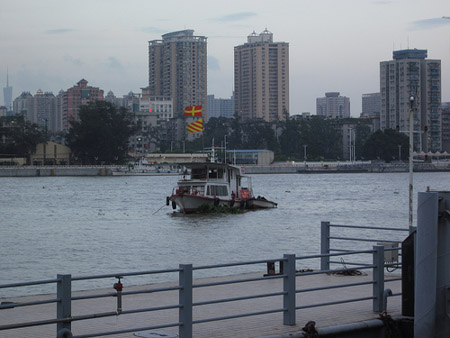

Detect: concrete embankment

[242,163,450,174]
[0,167,114,177]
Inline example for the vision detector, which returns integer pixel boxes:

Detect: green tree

[66,101,136,164]
[0,115,47,163]
[362,129,409,162]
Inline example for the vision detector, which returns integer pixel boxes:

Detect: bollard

[321,221,330,271]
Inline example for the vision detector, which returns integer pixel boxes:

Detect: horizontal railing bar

[385,278,402,283]
[73,322,181,338]
[296,250,375,261]
[296,280,375,294]
[0,317,68,330]
[71,286,181,301]
[329,224,410,232]
[192,308,285,325]
[120,304,181,315]
[329,236,401,244]
[295,296,375,310]
[329,261,373,266]
[296,265,375,277]
[194,274,284,288]
[0,278,59,289]
[194,257,286,270]
[390,293,402,297]
[0,298,58,309]
[71,268,181,281]
[193,291,285,307]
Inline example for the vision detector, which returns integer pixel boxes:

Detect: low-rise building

[226,149,274,165]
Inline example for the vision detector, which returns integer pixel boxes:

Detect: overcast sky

[1,0,450,116]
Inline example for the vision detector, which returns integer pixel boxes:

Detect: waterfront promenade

[0,271,402,338]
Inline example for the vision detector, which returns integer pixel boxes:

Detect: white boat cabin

[175,163,253,200]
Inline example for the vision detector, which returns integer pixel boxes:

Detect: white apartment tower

[234,29,289,122]
[148,30,207,119]
[380,49,441,152]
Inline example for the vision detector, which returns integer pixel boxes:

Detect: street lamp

[398,145,402,162]
[303,145,308,162]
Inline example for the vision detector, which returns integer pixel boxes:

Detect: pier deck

[0,272,402,338]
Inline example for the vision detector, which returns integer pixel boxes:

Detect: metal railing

[0,222,411,338]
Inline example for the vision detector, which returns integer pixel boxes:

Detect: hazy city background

[2,0,450,115]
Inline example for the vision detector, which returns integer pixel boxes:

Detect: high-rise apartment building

[380,49,441,152]
[362,93,381,116]
[316,92,350,118]
[148,30,207,119]
[234,29,289,122]
[442,102,450,152]
[207,94,234,119]
[62,79,104,130]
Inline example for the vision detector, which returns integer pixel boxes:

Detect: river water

[1,172,449,297]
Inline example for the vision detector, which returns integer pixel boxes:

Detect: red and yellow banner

[187,118,203,133]
[184,105,202,117]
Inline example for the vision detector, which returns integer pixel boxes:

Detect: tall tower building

[234,29,289,122]
[316,92,350,118]
[380,49,441,152]
[3,70,13,111]
[148,30,207,119]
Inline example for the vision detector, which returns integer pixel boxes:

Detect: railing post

[57,274,72,336]
[373,245,385,312]
[283,254,296,325]
[321,221,330,271]
[179,264,193,338]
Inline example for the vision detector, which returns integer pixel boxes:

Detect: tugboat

[166,148,276,213]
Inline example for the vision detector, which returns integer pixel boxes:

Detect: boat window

[191,167,207,179]
[207,185,228,196]
[192,186,204,195]
[208,168,224,179]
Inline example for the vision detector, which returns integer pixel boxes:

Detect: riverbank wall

[0,166,114,177]
[0,162,449,177]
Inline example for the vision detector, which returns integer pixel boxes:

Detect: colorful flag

[184,105,202,117]
[187,118,203,133]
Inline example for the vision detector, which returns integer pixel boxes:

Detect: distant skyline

[1,0,450,116]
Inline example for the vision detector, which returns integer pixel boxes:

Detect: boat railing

[0,222,407,338]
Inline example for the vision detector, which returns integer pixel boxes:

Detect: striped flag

[187,118,203,133]
[184,105,202,117]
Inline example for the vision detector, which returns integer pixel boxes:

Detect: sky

[1,0,450,116]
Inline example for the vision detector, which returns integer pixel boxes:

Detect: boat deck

[0,271,402,338]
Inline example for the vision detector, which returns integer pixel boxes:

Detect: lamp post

[408,95,414,228]
[303,145,308,162]
[398,145,402,162]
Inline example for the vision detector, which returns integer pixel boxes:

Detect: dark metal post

[57,274,72,335]
[283,254,296,325]
[373,246,385,312]
[321,221,330,271]
[179,264,193,338]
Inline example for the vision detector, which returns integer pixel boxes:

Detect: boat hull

[169,194,239,214]
[246,197,278,209]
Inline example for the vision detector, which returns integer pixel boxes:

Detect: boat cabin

[176,162,252,200]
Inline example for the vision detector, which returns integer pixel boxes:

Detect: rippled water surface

[1,172,449,296]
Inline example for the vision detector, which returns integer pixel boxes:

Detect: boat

[167,161,276,213]
[246,196,278,209]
